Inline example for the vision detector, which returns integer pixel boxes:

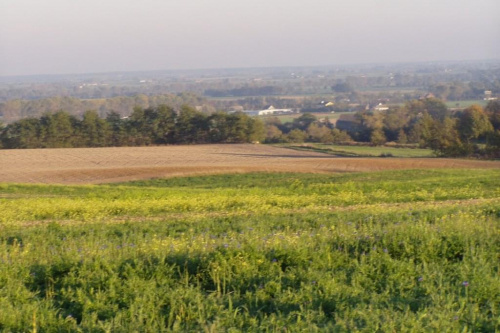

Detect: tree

[423,98,449,121]
[286,129,307,143]
[106,111,127,146]
[370,128,386,146]
[383,107,410,142]
[357,111,385,142]
[0,118,41,148]
[330,128,352,143]
[226,112,251,143]
[457,105,493,144]
[127,107,152,146]
[408,113,435,147]
[485,130,500,158]
[80,110,110,147]
[306,123,331,142]
[265,125,284,143]
[246,118,265,143]
[174,105,209,144]
[428,117,465,157]
[39,111,76,148]
[208,112,230,143]
[485,100,500,131]
[292,113,317,131]
[153,105,176,144]
[397,129,408,144]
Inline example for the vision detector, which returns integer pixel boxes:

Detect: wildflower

[272,258,277,263]
[383,248,388,253]
[418,277,423,282]
[462,281,469,287]
[223,244,229,248]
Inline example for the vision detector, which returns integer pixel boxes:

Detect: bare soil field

[0,144,499,184]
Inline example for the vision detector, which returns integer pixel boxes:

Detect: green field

[282,143,434,158]
[260,112,351,124]
[1,170,500,331]
[445,100,488,109]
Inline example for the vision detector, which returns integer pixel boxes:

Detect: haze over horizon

[1,0,499,76]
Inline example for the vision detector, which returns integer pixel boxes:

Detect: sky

[1,0,499,76]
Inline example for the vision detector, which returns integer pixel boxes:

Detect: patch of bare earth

[1,144,499,184]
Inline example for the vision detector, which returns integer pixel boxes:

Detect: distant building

[242,105,293,116]
[484,91,498,101]
[372,103,389,112]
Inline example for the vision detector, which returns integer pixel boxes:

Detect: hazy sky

[1,0,499,76]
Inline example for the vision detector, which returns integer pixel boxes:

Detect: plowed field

[1,144,498,184]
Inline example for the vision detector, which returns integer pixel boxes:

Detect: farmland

[0,144,498,184]
[1,145,500,331]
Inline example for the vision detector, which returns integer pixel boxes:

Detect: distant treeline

[1,99,499,158]
[204,86,283,98]
[0,105,264,149]
[0,93,214,123]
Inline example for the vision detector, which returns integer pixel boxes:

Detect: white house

[243,105,293,116]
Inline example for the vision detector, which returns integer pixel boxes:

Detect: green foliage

[427,117,467,157]
[458,105,494,144]
[0,170,499,331]
[292,113,318,131]
[0,106,265,148]
[80,110,110,147]
[370,128,387,146]
[286,129,307,143]
[485,100,500,131]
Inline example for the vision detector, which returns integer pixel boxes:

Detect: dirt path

[1,144,498,184]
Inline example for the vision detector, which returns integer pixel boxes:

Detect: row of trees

[357,99,500,157]
[204,97,497,158]
[0,106,264,149]
[1,99,499,158]
[258,99,500,158]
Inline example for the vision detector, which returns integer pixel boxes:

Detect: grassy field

[281,143,434,158]
[1,169,499,331]
[445,100,488,109]
[260,112,350,124]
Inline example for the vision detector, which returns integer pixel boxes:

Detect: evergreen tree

[81,110,110,147]
[39,111,77,148]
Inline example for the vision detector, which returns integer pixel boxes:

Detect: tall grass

[0,170,499,331]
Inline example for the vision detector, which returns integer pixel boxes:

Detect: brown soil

[0,144,498,184]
